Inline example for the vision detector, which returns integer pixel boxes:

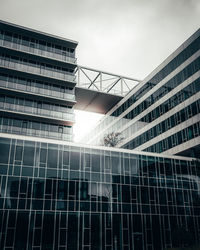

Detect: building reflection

[3,171,200,213]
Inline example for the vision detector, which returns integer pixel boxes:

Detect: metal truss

[75,65,141,96]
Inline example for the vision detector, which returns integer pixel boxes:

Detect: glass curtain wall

[0,137,199,250]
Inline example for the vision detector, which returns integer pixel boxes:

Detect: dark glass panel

[70,151,80,170]
[0,165,8,175]
[40,148,47,163]
[15,145,23,161]
[91,214,101,249]
[22,166,33,177]
[0,138,10,163]
[14,212,29,249]
[41,213,54,248]
[47,148,58,169]
[6,229,14,247]
[33,180,44,198]
[92,153,100,172]
[63,150,69,165]
[23,142,35,168]
[67,213,78,249]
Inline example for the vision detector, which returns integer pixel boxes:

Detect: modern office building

[0,20,77,142]
[83,29,200,159]
[0,20,200,250]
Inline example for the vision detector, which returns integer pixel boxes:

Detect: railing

[0,79,76,101]
[0,125,73,141]
[0,39,77,64]
[0,58,76,83]
[0,102,75,122]
[76,65,140,96]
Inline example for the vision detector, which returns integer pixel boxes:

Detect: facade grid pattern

[0,137,200,250]
[82,34,200,144]
[82,30,200,159]
[0,19,77,143]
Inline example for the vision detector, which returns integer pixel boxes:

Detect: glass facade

[0,53,76,83]
[144,121,200,154]
[0,94,75,122]
[111,51,200,118]
[82,33,200,144]
[0,73,75,102]
[123,100,200,150]
[0,28,76,63]
[0,20,77,142]
[82,30,200,158]
[0,137,200,250]
[120,77,199,144]
[0,117,73,141]
[85,56,200,146]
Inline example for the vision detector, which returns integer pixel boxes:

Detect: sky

[0,0,199,140]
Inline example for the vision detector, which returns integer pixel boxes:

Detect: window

[0,138,10,163]
[22,121,28,131]
[58,126,63,133]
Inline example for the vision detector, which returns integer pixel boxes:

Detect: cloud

[0,0,199,79]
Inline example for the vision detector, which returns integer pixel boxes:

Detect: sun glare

[73,110,104,142]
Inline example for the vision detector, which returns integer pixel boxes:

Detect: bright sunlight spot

[73,110,104,142]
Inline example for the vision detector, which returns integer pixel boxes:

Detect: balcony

[0,38,77,64]
[0,124,73,141]
[0,79,76,103]
[0,102,75,124]
[0,58,76,83]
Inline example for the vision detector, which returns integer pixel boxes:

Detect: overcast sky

[0,0,199,80]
